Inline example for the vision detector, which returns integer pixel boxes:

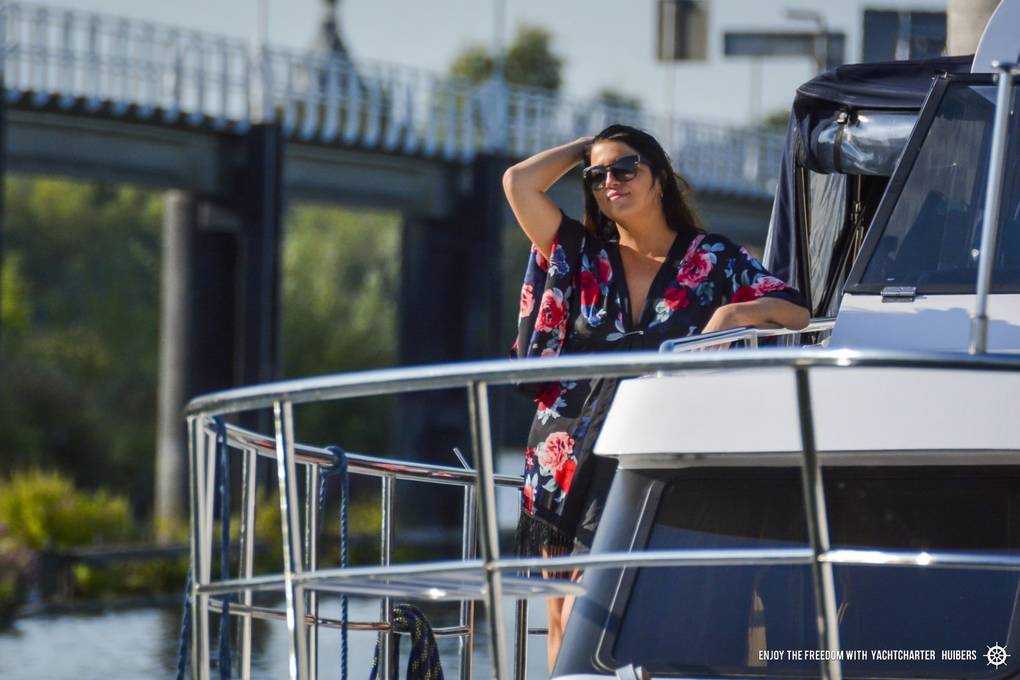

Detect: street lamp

[786,8,829,74]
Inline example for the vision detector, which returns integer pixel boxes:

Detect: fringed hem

[513,510,574,555]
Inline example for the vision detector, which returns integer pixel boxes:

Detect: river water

[0,597,550,679]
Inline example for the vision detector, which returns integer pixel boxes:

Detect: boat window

[608,468,1020,677]
[857,82,1020,292]
[808,171,847,309]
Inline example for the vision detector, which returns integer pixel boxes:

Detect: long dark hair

[581,124,704,241]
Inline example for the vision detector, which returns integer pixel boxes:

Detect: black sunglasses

[582,154,646,190]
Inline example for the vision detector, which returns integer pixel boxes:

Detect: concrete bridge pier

[154,125,283,540]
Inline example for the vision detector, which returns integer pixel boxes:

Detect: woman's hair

[581,124,704,240]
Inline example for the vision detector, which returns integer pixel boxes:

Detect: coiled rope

[369,604,445,680]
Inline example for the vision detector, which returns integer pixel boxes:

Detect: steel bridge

[0,1,786,524]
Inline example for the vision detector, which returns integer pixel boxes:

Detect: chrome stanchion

[238,446,258,680]
[970,61,1018,354]
[467,381,508,680]
[794,368,842,680]
[274,400,309,680]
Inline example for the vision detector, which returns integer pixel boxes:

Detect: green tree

[449,24,563,91]
[594,88,643,111]
[0,177,162,505]
[279,203,400,452]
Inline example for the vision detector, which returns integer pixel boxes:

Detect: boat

[181,3,1020,679]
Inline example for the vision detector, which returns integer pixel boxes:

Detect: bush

[0,523,35,626]
[0,469,134,550]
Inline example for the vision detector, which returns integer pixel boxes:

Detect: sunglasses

[582,154,646,190]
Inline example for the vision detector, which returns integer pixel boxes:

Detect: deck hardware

[881,285,916,302]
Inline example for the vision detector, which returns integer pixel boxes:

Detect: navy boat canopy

[764,55,974,290]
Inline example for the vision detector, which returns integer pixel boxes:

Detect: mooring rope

[320,445,351,680]
[369,604,446,680]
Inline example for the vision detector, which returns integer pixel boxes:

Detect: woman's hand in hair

[503,136,594,259]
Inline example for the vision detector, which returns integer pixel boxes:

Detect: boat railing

[658,316,835,352]
[184,346,1020,680]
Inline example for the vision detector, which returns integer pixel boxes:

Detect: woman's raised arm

[502,136,593,259]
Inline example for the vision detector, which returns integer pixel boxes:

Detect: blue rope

[175,566,192,680]
[321,445,350,680]
[215,416,233,679]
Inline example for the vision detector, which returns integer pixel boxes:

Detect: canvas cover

[763,55,974,292]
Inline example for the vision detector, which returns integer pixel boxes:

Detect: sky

[62,0,947,125]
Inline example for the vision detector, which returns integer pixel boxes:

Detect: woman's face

[588,139,661,226]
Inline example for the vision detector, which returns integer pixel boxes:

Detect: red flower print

[663,286,690,311]
[534,288,566,332]
[732,285,758,303]
[553,458,577,494]
[537,431,575,472]
[522,480,534,512]
[524,447,536,467]
[580,270,600,307]
[676,250,714,287]
[753,276,787,294]
[519,284,535,318]
[535,384,562,411]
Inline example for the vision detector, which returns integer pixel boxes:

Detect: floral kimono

[511,212,804,555]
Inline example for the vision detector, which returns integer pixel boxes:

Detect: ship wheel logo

[985,643,1010,668]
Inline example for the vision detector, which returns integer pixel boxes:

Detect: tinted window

[858,83,1020,292]
[610,468,1020,677]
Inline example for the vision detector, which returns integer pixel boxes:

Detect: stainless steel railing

[185,346,1020,680]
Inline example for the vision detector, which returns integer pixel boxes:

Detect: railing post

[467,380,508,680]
[57,9,73,109]
[379,474,397,680]
[321,55,340,142]
[189,34,206,127]
[305,464,321,680]
[299,59,320,141]
[188,416,212,680]
[970,62,1017,354]
[111,18,129,116]
[84,14,101,111]
[459,484,478,680]
[238,445,258,680]
[29,6,47,106]
[282,53,297,136]
[274,400,310,680]
[793,368,842,680]
[341,59,361,145]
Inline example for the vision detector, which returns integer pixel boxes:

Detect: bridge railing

[0,1,784,198]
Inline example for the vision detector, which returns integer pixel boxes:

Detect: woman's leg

[546,595,565,671]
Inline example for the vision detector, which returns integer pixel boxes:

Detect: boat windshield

[855,80,1020,293]
[607,467,1020,677]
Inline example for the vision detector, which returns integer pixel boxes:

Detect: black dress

[511,212,804,556]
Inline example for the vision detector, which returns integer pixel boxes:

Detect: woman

[503,124,809,669]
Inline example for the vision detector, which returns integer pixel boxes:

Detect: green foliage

[450,45,494,85]
[763,109,791,129]
[449,24,563,91]
[0,523,35,626]
[1,177,162,502]
[595,88,643,111]
[0,469,134,550]
[281,203,400,451]
[505,25,563,91]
